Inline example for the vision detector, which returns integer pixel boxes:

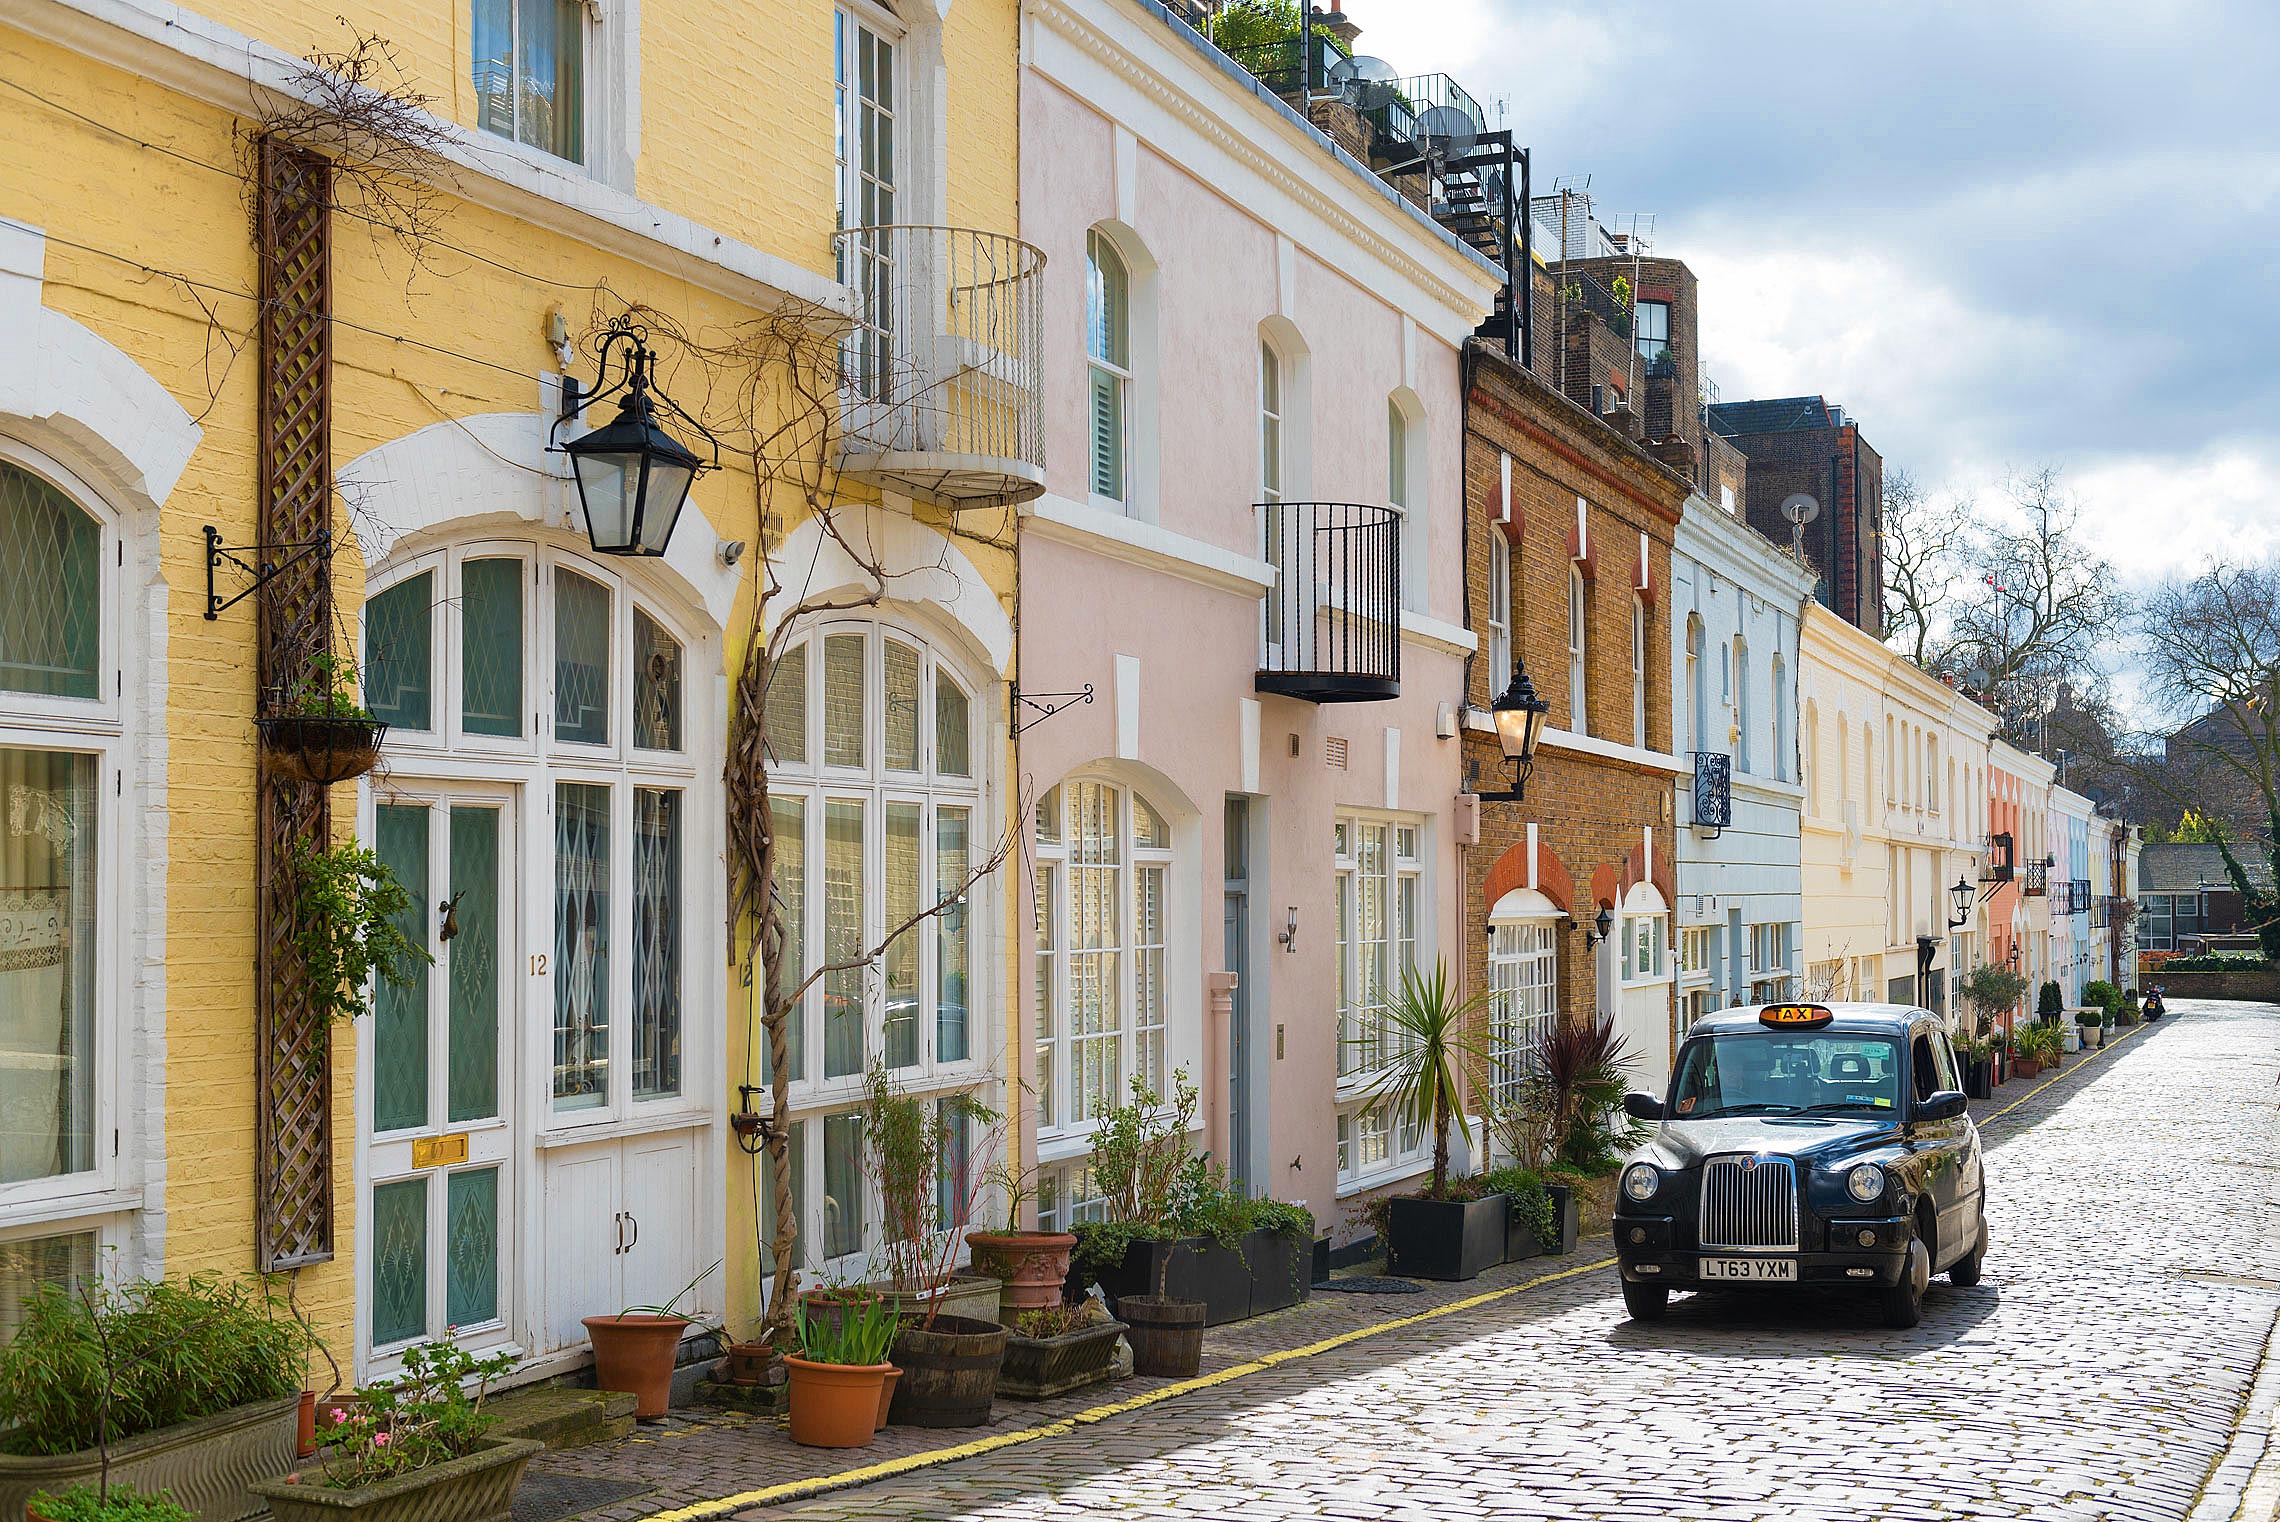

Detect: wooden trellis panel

[254,140,336,1271]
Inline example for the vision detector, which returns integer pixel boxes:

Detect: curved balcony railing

[1256,502,1401,704]
[834,225,1046,511]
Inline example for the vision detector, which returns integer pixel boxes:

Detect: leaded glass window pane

[371,1176,427,1345]
[555,569,610,745]
[374,803,430,1134]
[365,572,433,732]
[0,463,99,700]
[1136,863,1165,1092]
[823,801,864,1078]
[823,634,866,768]
[884,804,920,1068]
[937,807,969,1064]
[936,672,970,778]
[883,640,920,772]
[632,788,682,1100]
[461,558,524,738]
[1069,781,1122,1120]
[554,783,610,1109]
[822,1112,864,1260]
[766,642,808,767]
[0,1231,94,1343]
[0,749,96,1183]
[1034,864,1056,1128]
[445,1166,500,1327]
[632,609,682,752]
[447,806,500,1124]
[768,796,805,1083]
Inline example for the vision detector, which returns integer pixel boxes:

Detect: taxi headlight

[1621,1163,1661,1202]
[1845,1164,1886,1203]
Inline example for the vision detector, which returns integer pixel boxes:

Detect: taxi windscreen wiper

[1692,1103,1803,1117]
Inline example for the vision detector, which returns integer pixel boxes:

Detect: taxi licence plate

[1699,1257,1797,1282]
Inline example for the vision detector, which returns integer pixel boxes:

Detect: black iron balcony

[1690,752,1732,834]
[1982,831,2015,884]
[1257,502,1400,703]
[1219,31,1346,97]
[1358,72,1488,157]
[2024,861,2050,898]
[2070,879,2092,916]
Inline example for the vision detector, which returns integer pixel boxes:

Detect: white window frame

[1485,909,1558,1114]
[1388,396,1425,614]
[834,4,904,236]
[1685,614,1703,755]
[1621,903,1671,987]
[1486,532,1511,685]
[1748,922,1797,1003]
[1770,653,1788,782]
[1733,636,1751,774]
[0,441,130,1240]
[1033,776,1174,1151]
[1334,812,1430,1193]
[1568,566,1588,735]
[1259,337,1285,506]
[1086,230,1133,512]
[1630,595,1648,748]
[472,0,593,168]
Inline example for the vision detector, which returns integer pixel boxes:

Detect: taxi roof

[1687,1002,1935,1038]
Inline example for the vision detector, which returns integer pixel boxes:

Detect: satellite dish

[1967,667,1993,690]
[1414,104,1479,159]
[1327,54,1398,111]
[1779,492,1820,526]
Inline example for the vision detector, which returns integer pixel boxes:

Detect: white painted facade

[1666,494,1816,1081]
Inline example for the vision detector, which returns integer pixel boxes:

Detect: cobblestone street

[719,1004,2280,1522]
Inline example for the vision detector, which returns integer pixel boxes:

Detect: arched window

[0,448,123,1276]
[1884,716,1896,805]
[1804,699,1821,814]
[1259,337,1285,505]
[1733,636,1751,773]
[1685,614,1704,754]
[1486,530,1511,685]
[1033,776,1172,1136]
[1631,596,1649,748]
[1568,566,1588,734]
[1387,395,1426,614]
[1621,883,1671,985]
[362,543,717,1348]
[1836,709,1851,812]
[1864,722,1876,809]
[1486,889,1560,1113]
[1771,653,1789,781]
[1086,230,1131,508]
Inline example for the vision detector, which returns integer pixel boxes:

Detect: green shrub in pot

[28,1485,192,1522]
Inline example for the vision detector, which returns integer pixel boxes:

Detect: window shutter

[1089,367,1123,501]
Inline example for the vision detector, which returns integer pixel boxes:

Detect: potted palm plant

[1371,962,1504,1282]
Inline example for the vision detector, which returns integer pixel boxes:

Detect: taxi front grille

[1699,1155,1799,1250]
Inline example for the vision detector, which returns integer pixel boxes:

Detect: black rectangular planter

[1083,1229,1312,1327]
[1504,1197,1543,1264]
[1963,1056,1993,1100]
[1546,1184,1579,1255]
[1385,1195,1505,1281]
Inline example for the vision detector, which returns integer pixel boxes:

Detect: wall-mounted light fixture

[1473,661,1552,803]
[551,317,719,557]
[1582,904,1615,948]
[1278,907,1299,954]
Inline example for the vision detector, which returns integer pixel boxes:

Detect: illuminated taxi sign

[1759,1003,1835,1029]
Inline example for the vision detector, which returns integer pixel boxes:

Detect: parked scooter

[2143,987,2167,1020]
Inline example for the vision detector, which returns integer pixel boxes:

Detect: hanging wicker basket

[256,714,388,785]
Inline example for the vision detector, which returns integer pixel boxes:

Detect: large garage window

[1335,812,1429,1191]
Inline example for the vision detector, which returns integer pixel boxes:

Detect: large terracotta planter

[0,1393,299,1522]
[966,1231,1077,1316]
[253,1436,541,1522]
[583,1313,689,1419]
[887,1314,1008,1428]
[783,1356,891,1448]
[874,1367,900,1430]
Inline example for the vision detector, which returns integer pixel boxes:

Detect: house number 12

[530,953,550,976]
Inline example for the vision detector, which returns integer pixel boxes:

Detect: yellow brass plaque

[412,1133,470,1169]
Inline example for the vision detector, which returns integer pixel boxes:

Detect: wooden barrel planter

[1119,1296,1204,1378]
[887,1314,1008,1428]
[257,714,387,785]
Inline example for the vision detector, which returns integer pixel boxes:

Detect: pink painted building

[1015,0,1504,1236]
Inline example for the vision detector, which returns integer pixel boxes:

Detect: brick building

[1462,336,1689,1114]
[1707,396,1884,634]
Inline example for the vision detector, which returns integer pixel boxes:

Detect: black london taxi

[1612,1002,1988,1329]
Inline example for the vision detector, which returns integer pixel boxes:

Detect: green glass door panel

[374,805,431,1133]
[554,783,611,1109]
[447,807,501,1123]
[371,1176,428,1346]
[445,1166,500,1328]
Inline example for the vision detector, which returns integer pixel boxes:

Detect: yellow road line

[643,1021,2152,1518]
[1982,1017,2146,1123]
[635,1254,1617,1521]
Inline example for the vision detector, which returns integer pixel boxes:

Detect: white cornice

[1464,710,1688,776]
[1026,0,1503,345]
[1023,492,1276,596]
[15,0,855,317]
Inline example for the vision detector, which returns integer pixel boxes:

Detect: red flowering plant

[314,1331,515,1488]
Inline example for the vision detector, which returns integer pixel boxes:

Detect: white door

[366,790,516,1368]
[540,1146,618,1351]
[623,1132,701,1311]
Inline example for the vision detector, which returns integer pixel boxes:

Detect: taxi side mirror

[1915,1090,1968,1123]
[1622,1092,1663,1121]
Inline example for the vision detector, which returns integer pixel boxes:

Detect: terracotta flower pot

[783,1355,891,1448]
[875,1366,900,1430]
[724,1340,775,1387]
[966,1231,1077,1314]
[297,1389,319,1457]
[583,1313,689,1419]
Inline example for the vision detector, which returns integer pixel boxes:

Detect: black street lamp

[1474,661,1552,803]
[1948,876,1976,930]
[1582,904,1615,948]
[551,319,719,557]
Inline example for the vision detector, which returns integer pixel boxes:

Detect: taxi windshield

[1668,1031,1902,1119]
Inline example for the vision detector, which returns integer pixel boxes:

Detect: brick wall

[1725,419,1884,634]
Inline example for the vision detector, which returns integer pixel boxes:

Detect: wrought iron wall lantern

[550,319,720,557]
[1949,876,1982,928]
[1582,904,1615,948]
[1472,661,1551,803]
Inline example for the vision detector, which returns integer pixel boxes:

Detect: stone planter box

[1081,1228,1311,1327]
[995,1319,1127,1400]
[253,1437,542,1522]
[0,1394,300,1522]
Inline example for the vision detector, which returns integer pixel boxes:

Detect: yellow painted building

[0,0,1031,1385]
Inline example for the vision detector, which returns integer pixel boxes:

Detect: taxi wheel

[1881,1233,1929,1329]
[1622,1281,1669,1321]
[1949,1216,1988,1287]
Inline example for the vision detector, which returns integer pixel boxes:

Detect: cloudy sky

[1359,0,2280,582]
